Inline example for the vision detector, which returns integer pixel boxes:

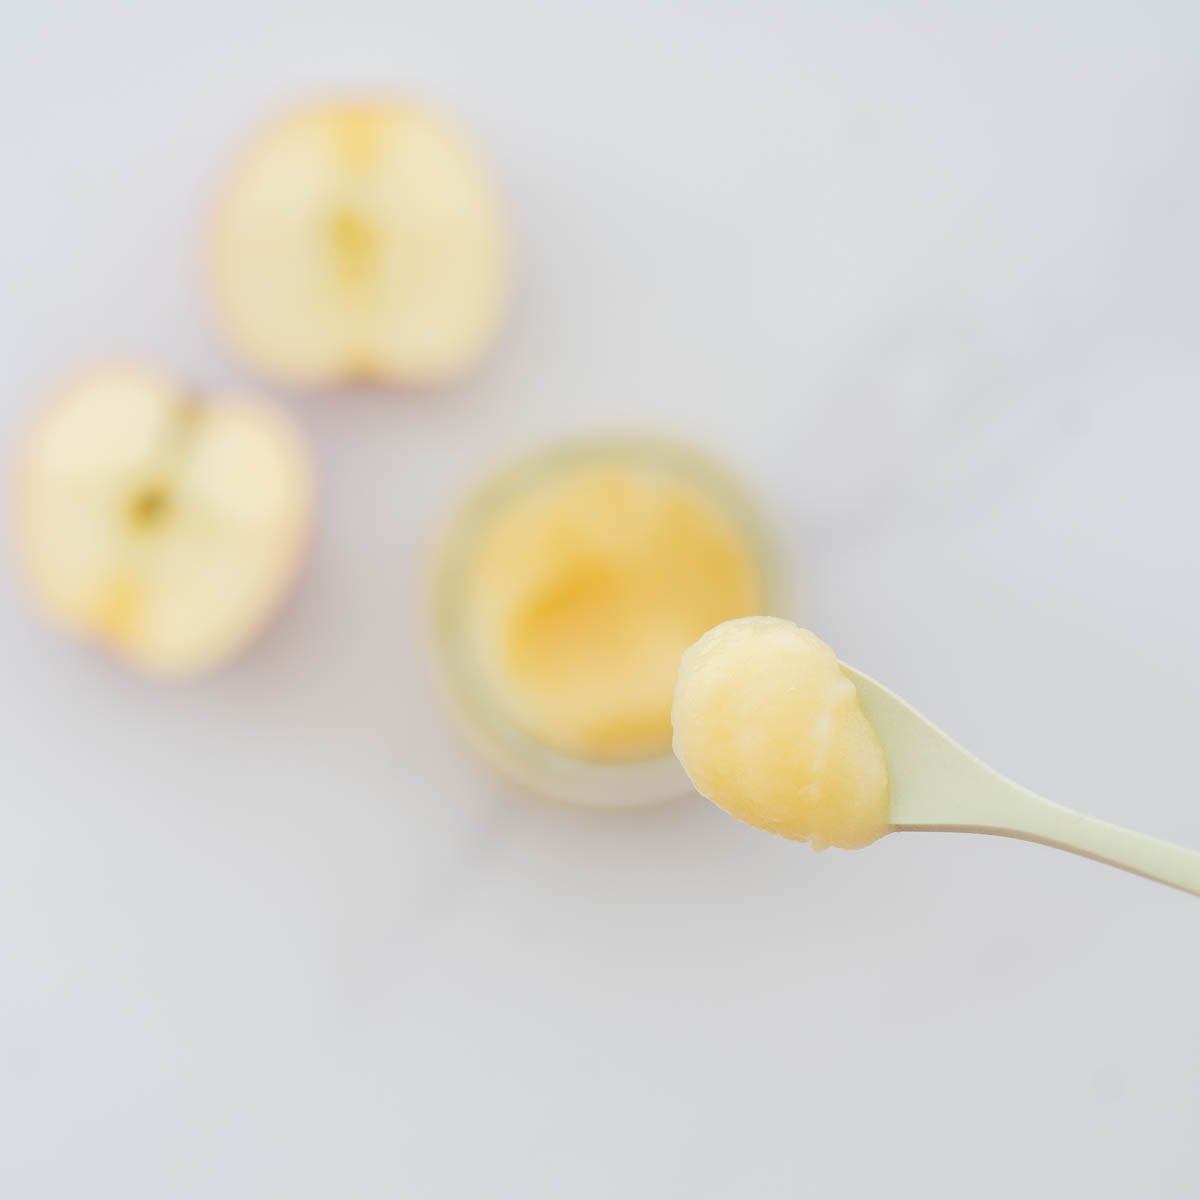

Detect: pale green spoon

[843,666,1200,896]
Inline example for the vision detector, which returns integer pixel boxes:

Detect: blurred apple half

[211,100,511,388]
[14,364,314,675]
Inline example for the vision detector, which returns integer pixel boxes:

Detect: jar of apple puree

[430,436,784,805]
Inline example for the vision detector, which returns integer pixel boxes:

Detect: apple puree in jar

[432,438,778,802]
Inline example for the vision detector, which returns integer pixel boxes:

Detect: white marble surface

[2,2,1199,1196]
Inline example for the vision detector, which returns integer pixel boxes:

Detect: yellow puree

[464,463,764,762]
[672,617,890,849]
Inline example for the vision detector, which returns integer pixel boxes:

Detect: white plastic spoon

[844,666,1200,896]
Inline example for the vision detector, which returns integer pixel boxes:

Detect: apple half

[211,101,510,388]
[14,364,314,675]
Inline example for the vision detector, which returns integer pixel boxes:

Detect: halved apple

[14,364,314,675]
[211,101,510,388]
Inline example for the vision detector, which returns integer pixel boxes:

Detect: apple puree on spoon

[672,617,1200,893]
[673,617,890,849]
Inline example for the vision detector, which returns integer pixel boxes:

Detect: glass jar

[429,435,785,806]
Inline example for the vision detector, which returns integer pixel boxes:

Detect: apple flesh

[14,364,314,675]
[211,101,510,388]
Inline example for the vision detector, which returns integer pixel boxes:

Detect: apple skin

[12,361,316,677]
[207,98,512,393]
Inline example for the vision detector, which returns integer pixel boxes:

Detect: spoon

[843,666,1200,896]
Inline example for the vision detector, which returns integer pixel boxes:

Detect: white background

[2,2,1199,1196]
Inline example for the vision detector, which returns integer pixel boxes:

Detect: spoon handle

[844,667,1200,896]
